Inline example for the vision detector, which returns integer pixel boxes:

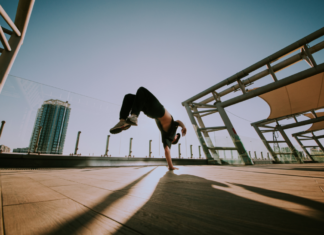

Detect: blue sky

[1,0,324,158]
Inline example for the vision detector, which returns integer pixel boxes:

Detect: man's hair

[172,133,181,145]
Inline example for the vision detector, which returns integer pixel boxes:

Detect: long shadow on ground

[113,171,324,235]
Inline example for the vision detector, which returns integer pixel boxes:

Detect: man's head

[171,133,181,145]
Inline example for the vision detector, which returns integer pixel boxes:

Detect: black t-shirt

[155,117,179,149]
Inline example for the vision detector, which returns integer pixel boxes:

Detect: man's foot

[110,120,131,134]
[168,166,179,171]
[126,114,138,126]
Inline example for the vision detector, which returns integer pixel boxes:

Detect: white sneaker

[126,114,138,126]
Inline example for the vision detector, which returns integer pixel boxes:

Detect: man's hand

[181,127,187,137]
[176,120,187,137]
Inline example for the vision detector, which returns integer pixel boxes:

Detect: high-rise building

[29,99,71,154]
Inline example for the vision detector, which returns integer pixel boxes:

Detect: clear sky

[1,0,324,158]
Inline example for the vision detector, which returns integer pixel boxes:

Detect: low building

[0,145,11,153]
[13,147,29,153]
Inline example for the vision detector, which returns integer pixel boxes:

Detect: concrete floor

[1,164,324,235]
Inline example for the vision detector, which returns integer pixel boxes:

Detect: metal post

[254,151,257,159]
[149,140,152,158]
[198,146,201,159]
[74,131,81,155]
[276,125,303,163]
[248,151,251,158]
[252,124,280,162]
[178,143,181,159]
[184,103,216,163]
[129,138,133,157]
[105,135,110,156]
[215,102,253,165]
[0,121,5,139]
[34,126,42,153]
[190,145,193,158]
[261,152,264,159]
[267,152,270,160]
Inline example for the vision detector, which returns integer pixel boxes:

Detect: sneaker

[126,114,138,126]
[110,120,131,134]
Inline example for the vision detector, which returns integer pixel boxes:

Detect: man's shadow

[114,171,324,235]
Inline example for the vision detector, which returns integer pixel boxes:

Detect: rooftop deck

[1,164,324,234]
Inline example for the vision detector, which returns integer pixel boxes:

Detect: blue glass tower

[29,99,71,154]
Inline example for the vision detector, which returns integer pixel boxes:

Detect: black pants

[120,87,165,120]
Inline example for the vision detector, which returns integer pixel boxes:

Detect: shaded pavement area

[1,164,324,234]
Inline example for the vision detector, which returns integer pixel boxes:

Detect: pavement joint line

[320,186,324,192]
[2,198,68,208]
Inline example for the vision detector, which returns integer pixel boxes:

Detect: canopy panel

[259,72,324,119]
[304,112,324,132]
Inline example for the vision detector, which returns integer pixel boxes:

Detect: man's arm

[175,120,187,136]
[164,146,178,170]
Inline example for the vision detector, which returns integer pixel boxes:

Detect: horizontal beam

[303,146,318,148]
[1,27,13,35]
[199,126,227,131]
[192,108,218,114]
[208,147,237,151]
[0,5,21,36]
[282,115,324,130]
[192,103,217,108]
[220,63,324,108]
[182,27,324,105]
[267,141,287,143]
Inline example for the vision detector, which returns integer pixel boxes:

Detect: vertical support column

[252,124,280,162]
[149,140,152,158]
[192,107,221,162]
[198,146,201,159]
[215,102,253,165]
[74,131,81,155]
[0,121,5,139]
[184,103,216,164]
[276,125,303,163]
[261,152,264,159]
[254,151,257,159]
[178,143,181,159]
[129,138,133,157]
[293,135,314,161]
[267,152,270,159]
[190,145,193,159]
[105,135,110,157]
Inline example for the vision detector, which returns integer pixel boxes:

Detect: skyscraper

[29,99,71,154]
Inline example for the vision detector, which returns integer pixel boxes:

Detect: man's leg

[110,94,135,134]
[127,87,165,125]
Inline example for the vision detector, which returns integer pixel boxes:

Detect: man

[110,87,187,170]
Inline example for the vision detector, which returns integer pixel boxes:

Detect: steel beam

[293,135,314,161]
[215,102,253,165]
[0,0,35,93]
[184,103,215,162]
[182,27,324,105]
[276,125,303,163]
[220,63,324,108]
[192,107,221,163]
[252,123,280,162]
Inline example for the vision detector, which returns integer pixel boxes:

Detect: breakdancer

[110,87,187,170]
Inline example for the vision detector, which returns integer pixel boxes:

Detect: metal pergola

[293,129,324,162]
[251,113,324,163]
[0,0,35,93]
[182,27,324,165]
